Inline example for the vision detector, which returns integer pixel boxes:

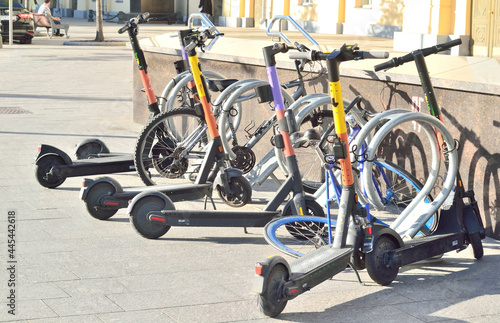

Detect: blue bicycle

[263,100,436,258]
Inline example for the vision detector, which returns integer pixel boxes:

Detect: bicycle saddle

[290,128,321,148]
[207,79,238,92]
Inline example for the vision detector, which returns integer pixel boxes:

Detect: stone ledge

[139,34,500,96]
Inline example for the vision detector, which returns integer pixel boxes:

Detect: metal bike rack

[266,15,319,46]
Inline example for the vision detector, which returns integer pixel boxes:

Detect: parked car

[1,1,34,44]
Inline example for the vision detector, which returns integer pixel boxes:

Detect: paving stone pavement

[0,18,499,323]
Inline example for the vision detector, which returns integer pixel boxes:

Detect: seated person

[37,0,62,36]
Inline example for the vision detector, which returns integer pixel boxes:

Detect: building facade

[22,0,500,57]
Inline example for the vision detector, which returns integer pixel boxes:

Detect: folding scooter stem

[128,24,160,116]
[180,29,242,194]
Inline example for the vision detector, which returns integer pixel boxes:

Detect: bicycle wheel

[134,108,207,186]
[264,161,435,259]
[294,109,333,194]
[217,80,295,173]
[264,216,334,258]
[369,159,437,233]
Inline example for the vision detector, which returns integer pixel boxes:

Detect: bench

[33,13,69,39]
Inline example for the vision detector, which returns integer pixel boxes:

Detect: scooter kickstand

[203,195,217,210]
[347,262,364,286]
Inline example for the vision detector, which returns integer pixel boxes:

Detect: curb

[63,40,126,46]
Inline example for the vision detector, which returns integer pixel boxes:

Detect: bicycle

[264,97,436,259]
[215,47,333,190]
[135,41,334,187]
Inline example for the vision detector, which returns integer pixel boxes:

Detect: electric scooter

[79,26,250,222]
[253,41,484,317]
[34,13,160,188]
[34,13,231,189]
[126,43,326,239]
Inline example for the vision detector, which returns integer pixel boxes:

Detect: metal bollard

[118,11,124,24]
[88,9,94,22]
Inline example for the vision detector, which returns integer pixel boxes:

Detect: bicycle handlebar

[118,12,150,34]
[374,38,462,72]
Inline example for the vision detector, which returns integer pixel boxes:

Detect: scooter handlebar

[118,12,150,34]
[374,38,462,71]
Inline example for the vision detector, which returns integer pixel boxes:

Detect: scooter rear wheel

[75,139,108,159]
[35,155,66,188]
[258,264,289,318]
[84,182,118,220]
[366,235,399,286]
[217,176,252,207]
[130,195,172,239]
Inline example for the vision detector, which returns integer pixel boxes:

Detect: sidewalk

[0,18,499,322]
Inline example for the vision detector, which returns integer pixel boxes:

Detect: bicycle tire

[264,160,435,258]
[295,109,333,194]
[264,216,334,258]
[134,108,207,186]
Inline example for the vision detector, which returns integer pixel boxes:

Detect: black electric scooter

[34,13,159,188]
[253,40,485,318]
[79,26,248,221]
[125,43,325,239]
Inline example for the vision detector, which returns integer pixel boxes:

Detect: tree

[95,0,104,41]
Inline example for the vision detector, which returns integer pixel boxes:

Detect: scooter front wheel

[257,264,289,318]
[84,182,118,220]
[469,231,484,260]
[217,176,252,207]
[129,195,172,239]
[365,235,399,285]
[35,155,66,188]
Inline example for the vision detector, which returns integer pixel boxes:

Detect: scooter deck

[65,155,135,177]
[387,232,466,268]
[151,209,280,227]
[121,182,212,202]
[291,246,353,276]
[284,246,353,296]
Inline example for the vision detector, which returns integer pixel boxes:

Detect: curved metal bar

[187,13,222,51]
[266,15,319,46]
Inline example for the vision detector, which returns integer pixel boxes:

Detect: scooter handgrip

[118,24,129,34]
[437,38,462,52]
[362,51,389,59]
[140,12,150,20]
[289,51,313,61]
[374,58,397,72]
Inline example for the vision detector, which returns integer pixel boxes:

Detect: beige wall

[401,0,470,35]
